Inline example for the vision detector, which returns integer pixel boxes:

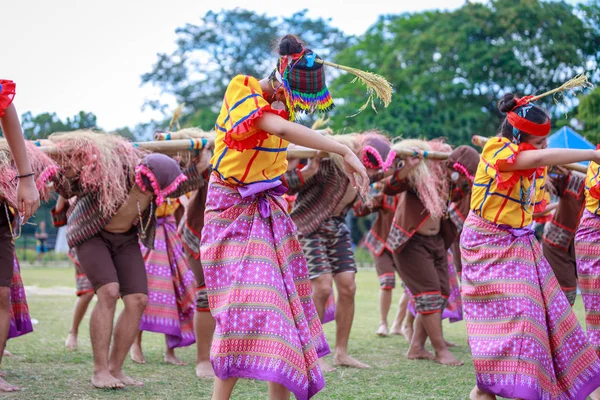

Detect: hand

[404,154,422,170]
[195,148,212,174]
[16,176,40,221]
[343,151,369,198]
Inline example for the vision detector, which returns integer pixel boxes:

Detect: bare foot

[317,358,336,373]
[129,343,145,364]
[435,349,464,366]
[402,326,414,343]
[407,346,435,360]
[111,371,144,387]
[469,386,496,399]
[333,354,370,369]
[91,370,125,389]
[164,353,186,366]
[65,333,78,351]
[376,323,389,337]
[590,386,600,400]
[195,360,216,378]
[389,323,403,335]
[445,340,457,348]
[3,350,13,357]
[0,377,19,392]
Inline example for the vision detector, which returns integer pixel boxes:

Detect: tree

[142,8,350,130]
[20,111,98,139]
[329,0,600,144]
[577,87,600,144]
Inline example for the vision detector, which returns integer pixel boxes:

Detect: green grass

[1,266,589,399]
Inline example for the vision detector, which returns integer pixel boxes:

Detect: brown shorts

[393,233,449,314]
[451,240,462,274]
[76,228,147,296]
[187,252,209,312]
[543,240,577,306]
[0,205,15,288]
[373,250,397,290]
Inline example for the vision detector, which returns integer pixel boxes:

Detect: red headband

[506,95,551,137]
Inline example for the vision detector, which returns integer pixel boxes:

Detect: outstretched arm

[256,113,369,197]
[502,149,600,172]
[1,103,39,219]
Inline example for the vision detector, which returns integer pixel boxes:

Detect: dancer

[52,195,95,351]
[463,93,600,400]
[575,158,600,357]
[49,131,208,389]
[543,167,585,305]
[285,132,391,371]
[201,34,370,400]
[130,193,201,366]
[383,139,462,366]
[0,79,47,392]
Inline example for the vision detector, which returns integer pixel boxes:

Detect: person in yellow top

[201,34,369,400]
[575,154,600,363]
[461,93,600,400]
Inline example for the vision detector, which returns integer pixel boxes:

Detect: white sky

[2,0,582,131]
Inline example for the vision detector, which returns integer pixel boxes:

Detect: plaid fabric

[289,67,327,95]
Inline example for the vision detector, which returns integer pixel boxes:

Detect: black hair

[277,34,305,56]
[497,93,550,142]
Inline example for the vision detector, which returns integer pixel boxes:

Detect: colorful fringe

[461,212,600,400]
[201,175,329,400]
[575,210,600,357]
[406,250,462,323]
[9,255,33,339]
[139,215,196,349]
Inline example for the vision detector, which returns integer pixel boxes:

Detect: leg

[164,336,185,366]
[267,382,291,400]
[0,286,18,392]
[109,293,148,386]
[90,283,124,388]
[310,274,336,373]
[188,255,215,378]
[76,236,124,389]
[129,330,145,364]
[470,385,497,400]
[109,232,148,386]
[402,309,415,343]
[377,289,392,336]
[212,377,239,400]
[390,291,408,335]
[332,272,369,368]
[406,314,434,360]
[373,251,396,336]
[66,292,94,351]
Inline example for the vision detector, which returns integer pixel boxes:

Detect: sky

[2,0,583,131]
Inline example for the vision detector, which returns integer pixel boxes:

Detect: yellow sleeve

[588,162,600,200]
[480,137,521,190]
[218,75,289,152]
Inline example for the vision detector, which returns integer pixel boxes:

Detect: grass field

[0,265,590,399]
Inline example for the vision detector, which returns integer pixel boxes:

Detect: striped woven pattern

[461,211,600,400]
[201,174,329,400]
[575,210,600,357]
[8,254,32,339]
[139,215,196,349]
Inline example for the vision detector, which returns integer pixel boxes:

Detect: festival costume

[202,74,329,400]
[543,172,585,305]
[52,154,203,296]
[575,160,600,357]
[383,170,457,314]
[462,136,600,399]
[138,200,196,349]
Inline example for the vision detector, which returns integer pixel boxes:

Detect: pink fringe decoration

[48,131,146,218]
[452,162,474,182]
[356,131,394,171]
[135,164,188,206]
[412,139,452,220]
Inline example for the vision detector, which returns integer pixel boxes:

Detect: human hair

[277,34,305,56]
[497,93,550,142]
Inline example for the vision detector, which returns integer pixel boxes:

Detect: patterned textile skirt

[139,215,196,349]
[461,211,600,400]
[323,291,335,324]
[9,255,32,339]
[575,210,600,357]
[201,175,329,400]
[407,250,462,322]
